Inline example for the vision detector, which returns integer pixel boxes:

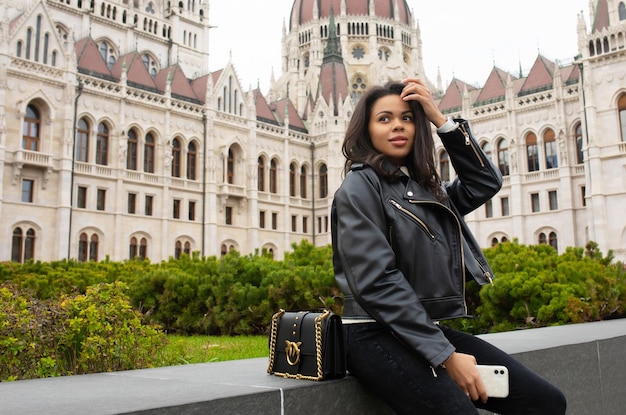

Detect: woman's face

[368,94,415,165]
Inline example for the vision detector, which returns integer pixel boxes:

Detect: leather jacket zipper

[402,199,469,315]
[389,199,436,239]
[459,123,485,168]
[477,262,494,284]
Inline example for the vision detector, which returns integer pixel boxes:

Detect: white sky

[208,0,591,92]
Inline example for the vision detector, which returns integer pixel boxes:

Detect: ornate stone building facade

[1,0,625,263]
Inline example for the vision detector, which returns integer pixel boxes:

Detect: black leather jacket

[331,119,503,367]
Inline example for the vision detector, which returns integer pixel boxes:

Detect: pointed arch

[270,157,279,194]
[172,137,182,177]
[525,132,539,172]
[618,94,626,142]
[543,128,557,169]
[187,141,197,180]
[439,150,450,181]
[75,117,91,162]
[318,163,328,198]
[497,138,510,176]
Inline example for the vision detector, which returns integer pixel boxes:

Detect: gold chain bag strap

[267,309,346,381]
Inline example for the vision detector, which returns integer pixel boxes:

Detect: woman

[331,78,566,414]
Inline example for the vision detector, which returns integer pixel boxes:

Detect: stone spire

[316,4,349,116]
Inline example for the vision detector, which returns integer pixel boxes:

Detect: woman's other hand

[443,352,488,403]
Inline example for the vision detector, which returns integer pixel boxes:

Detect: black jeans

[344,323,567,414]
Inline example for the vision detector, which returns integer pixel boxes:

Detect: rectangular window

[97,189,106,211]
[128,193,136,214]
[548,190,558,211]
[259,211,266,228]
[531,193,540,213]
[302,216,308,233]
[272,212,277,230]
[291,215,297,232]
[581,186,586,207]
[173,199,181,219]
[189,201,196,221]
[485,200,493,218]
[77,186,87,209]
[225,206,233,225]
[501,197,510,216]
[145,195,153,216]
[21,179,34,203]
[620,108,626,142]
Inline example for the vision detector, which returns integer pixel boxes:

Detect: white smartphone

[476,365,509,398]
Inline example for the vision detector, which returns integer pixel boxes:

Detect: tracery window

[526,133,539,172]
[619,94,626,142]
[129,237,148,260]
[270,159,278,194]
[12,227,36,263]
[96,123,109,165]
[439,151,450,181]
[289,163,296,197]
[187,142,196,180]
[78,233,99,262]
[300,165,307,198]
[172,138,181,177]
[549,232,558,251]
[144,133,155,173]
[497,138,510,176]
[98,40,117,69]
[258,157,265,191]
[227,149,234,184]
[544,129,558,169]
[76,117,90,162]
[127,129,138,170]
[23,104,41,151]
[319,164,328,198]
[574,123,584,164]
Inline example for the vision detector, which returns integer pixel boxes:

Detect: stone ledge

[1,319,625,415]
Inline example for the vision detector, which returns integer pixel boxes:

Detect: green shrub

[0,283,66,380]
[475,240,626,332]
[0,281,166,381]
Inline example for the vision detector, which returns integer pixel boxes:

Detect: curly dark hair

[342,81,445,201]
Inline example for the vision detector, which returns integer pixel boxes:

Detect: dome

[289,0,412,28]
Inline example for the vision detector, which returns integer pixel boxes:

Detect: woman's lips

[389,136,408,146]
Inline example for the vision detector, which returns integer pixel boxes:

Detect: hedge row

[2,239,625,380]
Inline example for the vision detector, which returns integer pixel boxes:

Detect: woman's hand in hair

[400,78,447,128]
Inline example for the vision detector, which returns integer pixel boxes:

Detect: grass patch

[157,335,269,366]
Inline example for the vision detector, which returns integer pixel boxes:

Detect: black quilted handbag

[267,309,346,381]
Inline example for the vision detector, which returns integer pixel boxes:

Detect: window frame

[23,105,41,151]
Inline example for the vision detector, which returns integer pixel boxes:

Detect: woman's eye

[378,116,390,122]
[403,116,412,121]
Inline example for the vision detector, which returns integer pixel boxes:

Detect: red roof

[254,88,278,123]
[154,64,200,102]
[473,67,514,105]
[75,37,113,78]
[271,98,307,130]
[519,56,555,94]
[318,60,349,114]
[438,79,477,112]
[290,0,411,28]
[110,52,158,91]
[592,0,610,33]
